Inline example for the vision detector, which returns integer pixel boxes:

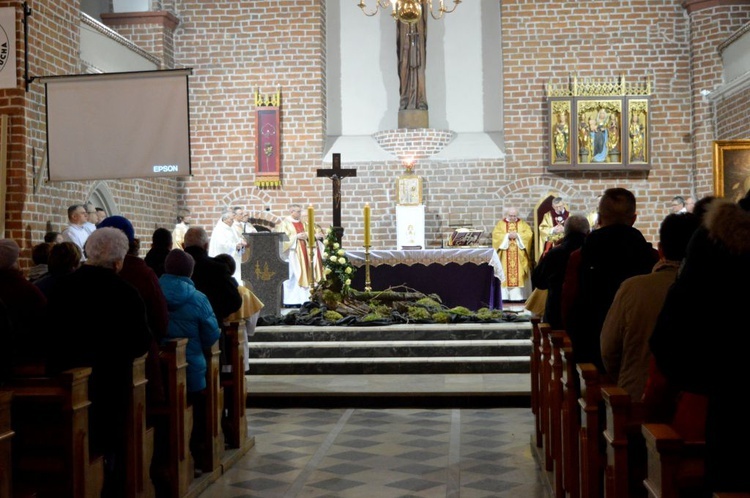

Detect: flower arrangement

[315,227,356,295]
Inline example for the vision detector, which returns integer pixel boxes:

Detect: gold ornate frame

[396,174,423,205]
[546,76,651,171]
[713,139,750,201]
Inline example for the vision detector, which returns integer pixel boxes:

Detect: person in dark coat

[45,227,152,498]
[0,239,48,369]
[650,192,750,493]
[98,216,169,405]
[531,214,590,329]
[183,226,242,322]
[562,187,659,371]
[144,227,173,277]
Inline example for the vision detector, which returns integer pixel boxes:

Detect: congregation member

[44,231,63,244]
[159,248,221,475]
[208,210,247,285]
[144,227,173,277]
[600,212,699,400]
[44,227,153,498]
[61,204,91,259]
[98,215,169,404]
[214,253,265,372]
[538,196,569,260]
[83,202,99,233]
[491,207,534,302]
[0,239,48,369]
[650,192,750,494]
[531,214,589,329]
[276,203,324,307]
[562,187,658,371]
[685,195,696,213]
[34,241,82,298]
[183,226,242,322]
[669,195,687,213]
[27,242,51,282]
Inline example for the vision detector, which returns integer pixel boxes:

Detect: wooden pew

[151,339,193,498]
[578,363,606,498]
[641,423,706,498]
[539,323,554,472]
[126,354,156,498]
[601,385,646,498]
[530,316,542,449]
[7,367,105,498]
[0,390,12,498]
[199,341,224,475]
[561,337,580,498]
[220,321,248,449]
[549,330,568,497]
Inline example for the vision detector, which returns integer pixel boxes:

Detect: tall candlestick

[307,205,315,244]
[364,203,371,246]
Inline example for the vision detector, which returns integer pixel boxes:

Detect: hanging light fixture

[357,0,461,24]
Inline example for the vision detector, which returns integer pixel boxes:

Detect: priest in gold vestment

[275,204,325,306]
[492,207,534,301]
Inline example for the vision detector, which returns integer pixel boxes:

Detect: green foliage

[432,311,452,323]
[415,297,442,310]
[407,306,431,320]
[362,312,383,322]
[447,306,473,316]
[323,310,343,322]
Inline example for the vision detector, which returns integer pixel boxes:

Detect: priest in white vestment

[208,210,247,285]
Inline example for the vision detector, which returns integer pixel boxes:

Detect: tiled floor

[197,370,546,498]
[198,406,546,498]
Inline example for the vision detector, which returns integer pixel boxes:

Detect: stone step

[247,356,530,375]
[247,321,533,375]
[249,339,530,358]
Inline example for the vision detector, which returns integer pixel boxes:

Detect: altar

[346,248,505,310]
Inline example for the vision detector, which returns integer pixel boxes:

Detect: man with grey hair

[45,227,153,497]
[531,214,590,329]
[184,226,242,322]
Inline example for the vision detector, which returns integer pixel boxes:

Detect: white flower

[337,249,345,256]
[345,279,351,285]
[323,252,329,258]
[338,257,346,264]
[325,268,332,275]
[329,255,337,262]
[333,242,340,249]
[345,267,352,274]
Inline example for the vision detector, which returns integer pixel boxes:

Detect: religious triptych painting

[546,76,651,171]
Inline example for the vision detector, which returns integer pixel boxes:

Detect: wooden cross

[316,153,357,228]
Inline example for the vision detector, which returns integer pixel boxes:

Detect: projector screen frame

[39,68,193,182]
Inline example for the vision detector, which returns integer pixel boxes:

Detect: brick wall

[3,1,750,269]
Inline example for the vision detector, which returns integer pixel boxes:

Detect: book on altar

[448,228,483,247]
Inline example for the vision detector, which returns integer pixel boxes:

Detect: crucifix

[316,153,357,229]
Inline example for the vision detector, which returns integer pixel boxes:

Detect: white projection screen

[41,69,192,181]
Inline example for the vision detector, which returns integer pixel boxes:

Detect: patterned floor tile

[197,407,547,498]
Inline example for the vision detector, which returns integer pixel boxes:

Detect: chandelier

[357,0,462,24]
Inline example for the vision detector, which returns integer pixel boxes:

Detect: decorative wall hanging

[546,76,651,171]
[254,90,281,188]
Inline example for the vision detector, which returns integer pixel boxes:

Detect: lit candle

[364,203,371,246]
[307,205,315,245]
